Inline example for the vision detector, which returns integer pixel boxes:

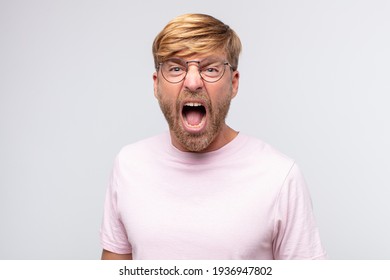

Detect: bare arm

[101,249,132,260]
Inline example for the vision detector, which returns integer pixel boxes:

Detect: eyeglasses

[158,58,233,84]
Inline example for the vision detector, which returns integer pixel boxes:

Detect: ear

[231,70,239,99]
[153,72,158,99]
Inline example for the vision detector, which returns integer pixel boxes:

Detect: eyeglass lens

[160,58,229,83]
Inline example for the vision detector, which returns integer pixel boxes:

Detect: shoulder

[115,133,169,166]
[240,134,295,170]
[120,133,167,154]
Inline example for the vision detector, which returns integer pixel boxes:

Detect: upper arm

[101,249,132,260]
[101,157,133,258]
[273,163,326,259]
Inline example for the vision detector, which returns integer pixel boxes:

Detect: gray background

[1,0,389,259]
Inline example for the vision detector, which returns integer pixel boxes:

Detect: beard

[158,89,232,152]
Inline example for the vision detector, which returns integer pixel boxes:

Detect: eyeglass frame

[157,58,234,84]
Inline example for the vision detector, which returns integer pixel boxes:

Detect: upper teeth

[185,102,202,107]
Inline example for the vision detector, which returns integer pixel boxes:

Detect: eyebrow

[167,57,226,65]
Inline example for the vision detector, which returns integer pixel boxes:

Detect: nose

[183,64,203,92]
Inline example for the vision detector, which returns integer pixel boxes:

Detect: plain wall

[1,0,389,259]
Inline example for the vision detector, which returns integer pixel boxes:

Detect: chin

[175,127,218,153]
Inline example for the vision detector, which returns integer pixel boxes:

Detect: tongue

[186,110,203,126]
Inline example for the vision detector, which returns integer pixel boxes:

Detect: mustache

[177,90,210,103]
[176,89,212,112]
[181,89,206,98]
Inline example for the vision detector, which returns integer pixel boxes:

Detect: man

[100,13,326,260]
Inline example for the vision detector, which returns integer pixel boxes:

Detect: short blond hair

[152,14,242,71]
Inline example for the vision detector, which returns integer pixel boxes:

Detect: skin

[101,249,132,260]
[153,52,240,153]
[101,51,240,260]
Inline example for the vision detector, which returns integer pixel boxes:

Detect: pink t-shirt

[100,132,326,259]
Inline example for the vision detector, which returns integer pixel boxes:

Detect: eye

[163,61,186,77]
[168,65,185,72]
[204,67,219,73]
[201,63,222,76]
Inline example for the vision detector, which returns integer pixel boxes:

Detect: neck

[170,124,239,153]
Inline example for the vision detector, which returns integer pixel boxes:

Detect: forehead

[166,57,225,65]
[173,50,227,62]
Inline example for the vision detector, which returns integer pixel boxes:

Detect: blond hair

[152,14,242,70]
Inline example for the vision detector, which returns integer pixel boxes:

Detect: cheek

[156,83,182,115]
[208,84,233,106]
[156,80,182,100]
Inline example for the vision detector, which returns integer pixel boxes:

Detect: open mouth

[181,102,207,132]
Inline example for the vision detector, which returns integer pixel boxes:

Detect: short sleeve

[100,157,132,254]
[272,163,327,259]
